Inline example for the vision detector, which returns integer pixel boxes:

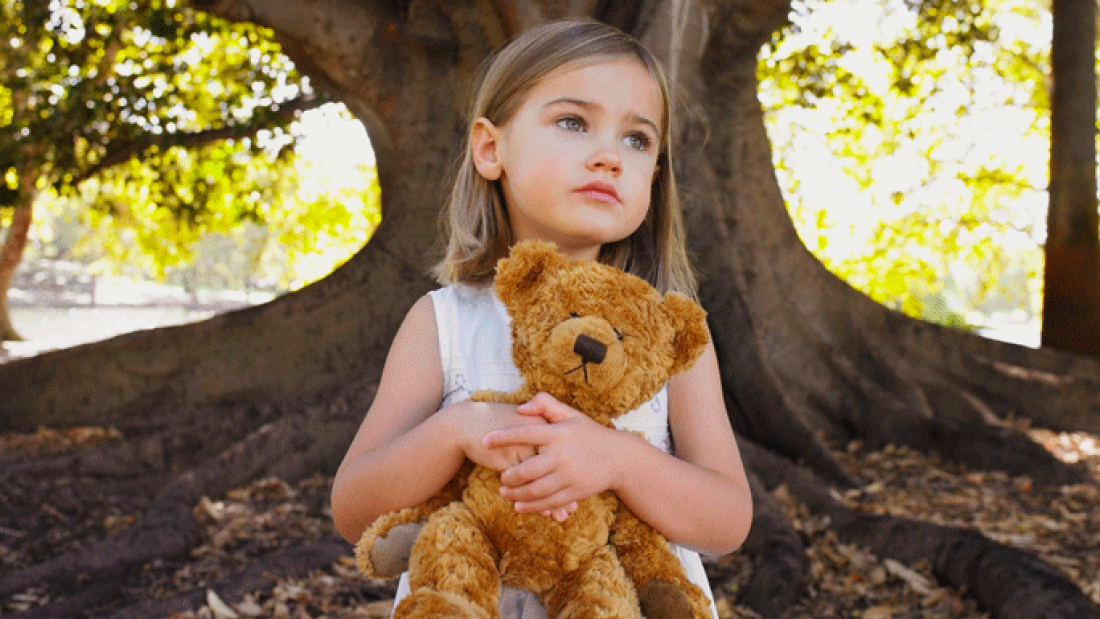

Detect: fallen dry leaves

[0,425,122,457]
[709,422,1098,619]
[2,422,1097,618]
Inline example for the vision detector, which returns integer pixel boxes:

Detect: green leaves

[4,1,377,290]
[4,0,311,196]
[762,0,1047,328]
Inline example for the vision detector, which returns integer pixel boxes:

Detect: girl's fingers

[517,393,573,422]
[515,400,544,416]
[542,506,570,521]
[514,488,576,515]
[498,451,560,488]
[544,501,578,520]
[482,423,553,449]
[517,391,557,411]
[500,463,562,500]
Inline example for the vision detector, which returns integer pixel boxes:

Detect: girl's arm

[330,294,543,544]
[484,337,752,556]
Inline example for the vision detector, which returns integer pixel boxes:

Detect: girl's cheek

[531,158,560,178]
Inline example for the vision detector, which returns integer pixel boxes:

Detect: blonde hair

[433,18,695,297]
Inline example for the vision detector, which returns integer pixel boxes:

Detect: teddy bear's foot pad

[637,580,699,619]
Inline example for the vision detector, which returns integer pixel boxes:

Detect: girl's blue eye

[557,116,585,132]
[624,132,652,152]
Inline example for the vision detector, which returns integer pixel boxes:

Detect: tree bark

[1,1,1097,617]
[1043,0,1100,358]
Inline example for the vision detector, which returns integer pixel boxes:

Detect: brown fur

[357,240,712,618]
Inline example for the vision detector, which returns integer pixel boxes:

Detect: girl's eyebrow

[543,97,660,136]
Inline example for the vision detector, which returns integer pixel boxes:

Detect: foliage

[761,0,1049,328]
[27,109,381,290]
[5,0,295,184]
[2,0,377,290]
[3,0,1060,313]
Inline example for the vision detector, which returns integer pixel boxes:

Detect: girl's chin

[556,231,634,254]
[544,241,603,261]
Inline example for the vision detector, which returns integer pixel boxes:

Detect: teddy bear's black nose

[574,334,607,365]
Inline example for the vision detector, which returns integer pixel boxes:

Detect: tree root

[3,541,358,619]
[920,415,1091,487]
[0,405,339,606]
[735,472,806,616]
[740,440,1100,619]
[752,332,1094,493]
[102,540,355,619]
[833,516,1100,619]
[0,471,204,600]
[896,317,1100,436]
[708,287,862,489]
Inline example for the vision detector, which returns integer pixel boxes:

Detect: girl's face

[471,56,664,261]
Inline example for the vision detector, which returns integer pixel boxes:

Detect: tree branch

[72,95,322,185]
[186,0,403,168]
[189,0,388,48]
[698,0,791,54]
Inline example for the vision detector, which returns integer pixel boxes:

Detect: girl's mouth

[577,181,619,203]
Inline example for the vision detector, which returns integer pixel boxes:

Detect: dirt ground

[1,418,1097,619]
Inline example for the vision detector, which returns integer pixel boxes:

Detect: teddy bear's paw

[395,590,497,619]
[637,579,702,619]
[365,521,423,577]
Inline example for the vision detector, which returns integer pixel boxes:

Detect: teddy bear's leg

[611,510,712,619]
[541,545,641,619]
[356,461,474,578]
[397,501,501,619]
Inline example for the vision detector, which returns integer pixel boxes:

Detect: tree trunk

[687,0,1100,480]
[1,1,1097,617]
[1043,0,1100,358]
[0,177,34,343]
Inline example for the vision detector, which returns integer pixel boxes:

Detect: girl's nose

[586,140,622,173]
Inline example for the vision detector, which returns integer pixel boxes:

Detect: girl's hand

[449,400,545,472]
[481,392,621,518]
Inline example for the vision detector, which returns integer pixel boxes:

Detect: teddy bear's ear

[495,240,570,306]
[663,292,709,376]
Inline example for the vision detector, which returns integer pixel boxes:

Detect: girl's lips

[577,181,619,203]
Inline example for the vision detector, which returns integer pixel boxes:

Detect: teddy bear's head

[495,240,709,426]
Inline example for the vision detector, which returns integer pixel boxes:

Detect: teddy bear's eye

[570,312,580,319]
[614,329,624,341]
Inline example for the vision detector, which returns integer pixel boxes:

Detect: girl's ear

[471,118,504,181]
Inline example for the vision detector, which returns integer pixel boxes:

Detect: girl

[331,18,752,618]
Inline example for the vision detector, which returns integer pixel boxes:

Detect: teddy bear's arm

[469,384,537,405]
[611,506,714,619]
[356,515,424,578]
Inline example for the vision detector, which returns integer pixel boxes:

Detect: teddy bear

[357,239,713,619]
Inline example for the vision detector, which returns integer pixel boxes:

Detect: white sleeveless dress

[393,284,719,619]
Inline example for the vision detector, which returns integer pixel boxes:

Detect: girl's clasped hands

[481,393,621,522]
